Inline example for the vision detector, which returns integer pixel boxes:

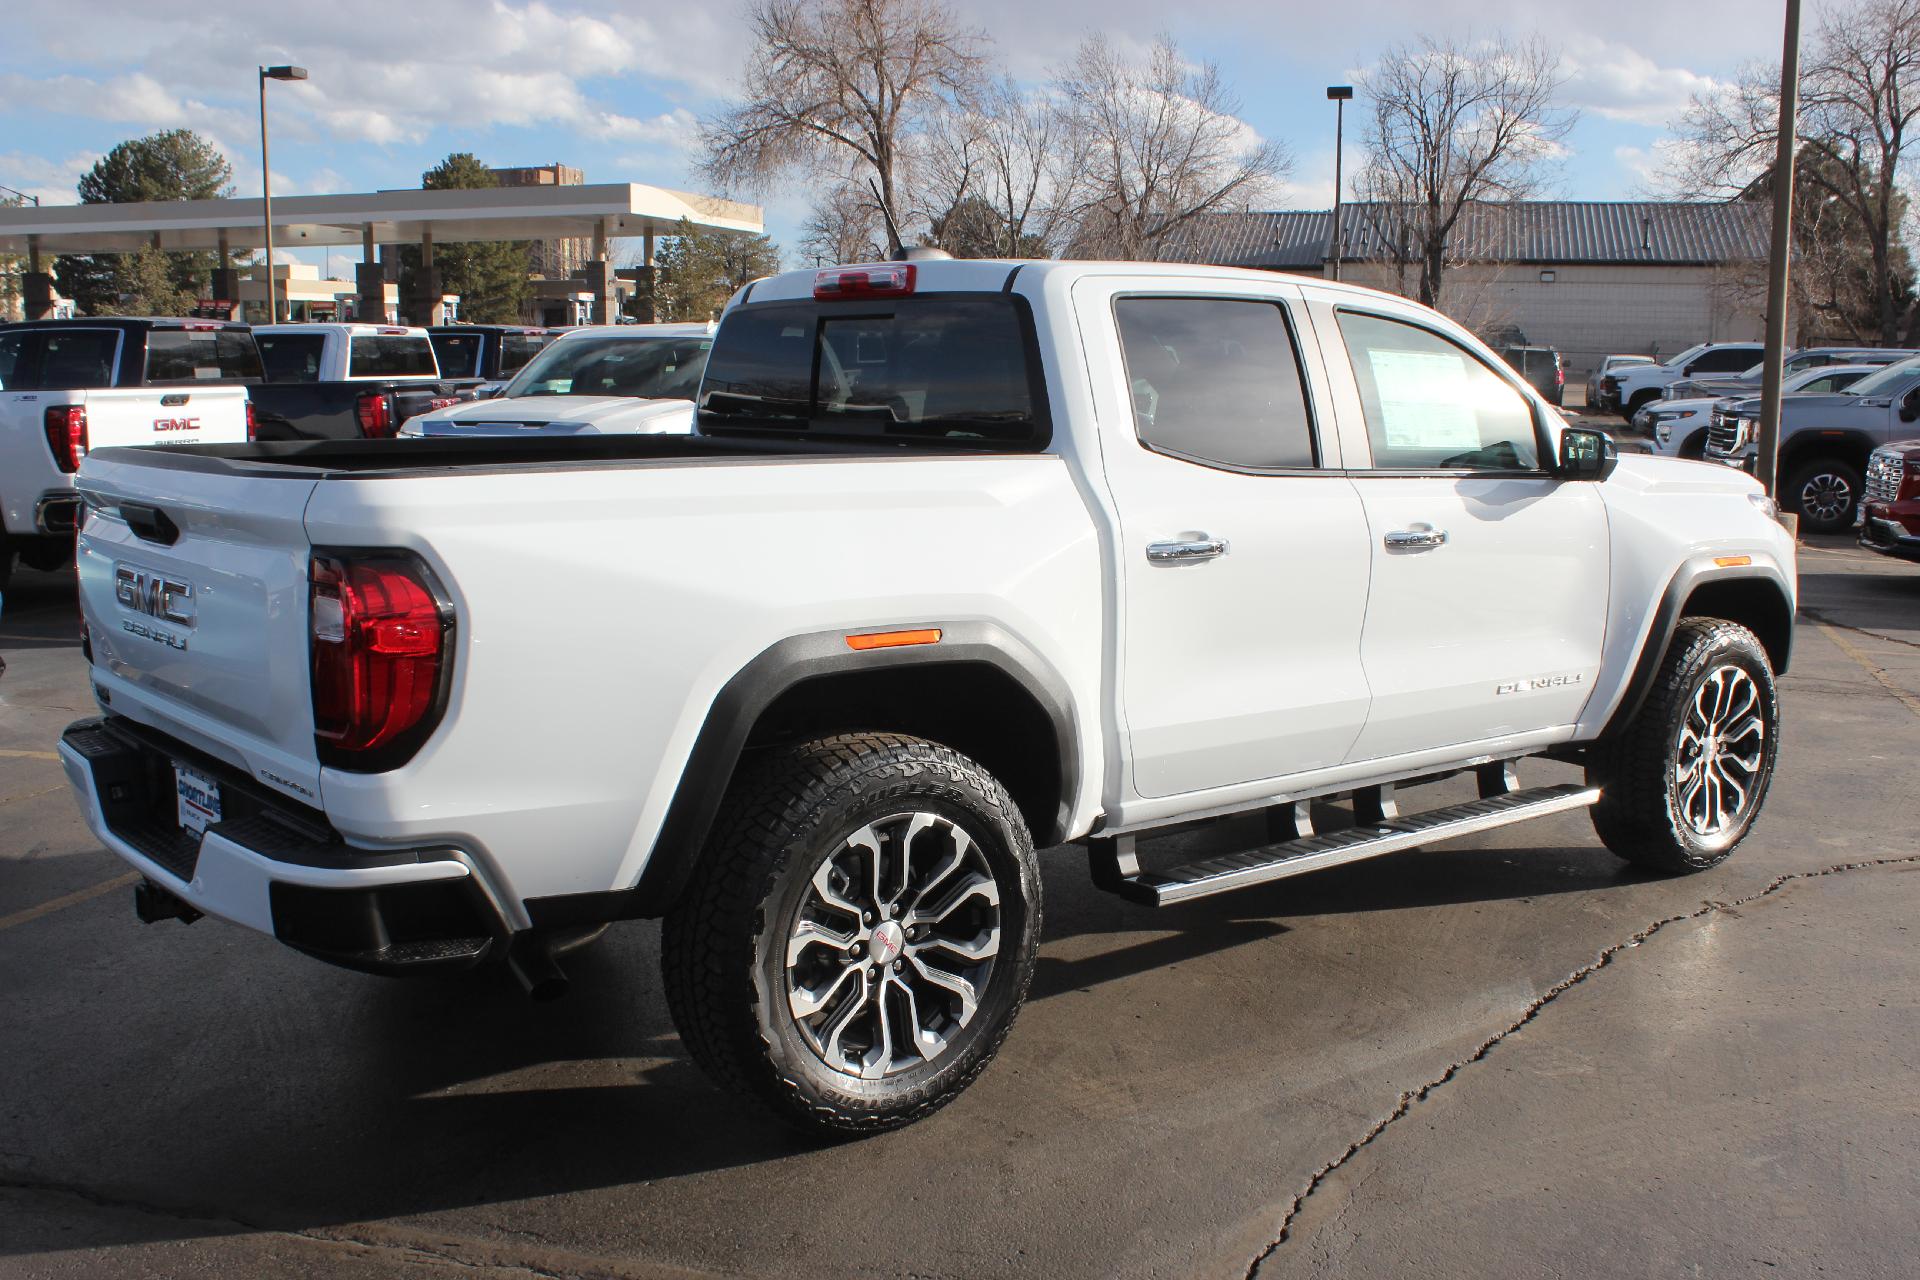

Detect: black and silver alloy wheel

[663,733,1041,1136]
[785,811,1002,1080]
[1787,459,1863,533]
[1588,617,1780,873]
[1672,665,1766,843]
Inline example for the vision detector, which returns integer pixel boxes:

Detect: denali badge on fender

[114,564,195,627]
[1496,672,1586,696]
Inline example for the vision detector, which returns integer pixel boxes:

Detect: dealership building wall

[1159,202,1772,379]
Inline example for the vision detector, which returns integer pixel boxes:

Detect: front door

[1079,282,1375,800]
[1324,306,1609,762]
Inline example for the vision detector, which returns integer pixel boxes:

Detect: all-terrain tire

[661,732,1042,1137]
[1587,618,1780,873]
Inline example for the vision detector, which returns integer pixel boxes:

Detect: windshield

[1663,343,1710,369]
[1841,356,1920,397]
[501,334,712,399]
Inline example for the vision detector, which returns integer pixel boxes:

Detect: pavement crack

[1242,853,1920,1279]
[1800,606,1920,652]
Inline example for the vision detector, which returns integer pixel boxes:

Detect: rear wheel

[1587,619,1779,873]
[662,732,1041,1136]
[1784,458,1862,533]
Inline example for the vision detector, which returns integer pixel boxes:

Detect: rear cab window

[348,334,438,379]
[429,333,482,378]
[144,328,263,383]
[257,333,326,383]
[0,330,35,390]
[500,332,550,373]
[36,329,121,389]
[699,294,1048,447]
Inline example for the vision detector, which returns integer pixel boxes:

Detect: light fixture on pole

[1327,86,1353,282]
[258,64,308,324]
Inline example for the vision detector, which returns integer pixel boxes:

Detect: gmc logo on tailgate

[152,417,201,433]
[114,564,195,627]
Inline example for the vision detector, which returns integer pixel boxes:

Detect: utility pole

[258,64,308,323]
[1757,0,1802,499]
[1327,86,1353,282]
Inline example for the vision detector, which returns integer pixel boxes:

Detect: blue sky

[0,0,1790,267]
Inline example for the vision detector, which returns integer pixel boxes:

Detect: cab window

[1336,310,1540,472]
[1115,297,1317,469]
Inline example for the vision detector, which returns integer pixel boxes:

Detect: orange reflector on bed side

[846,628,943,651]
[1714,555,1753,568]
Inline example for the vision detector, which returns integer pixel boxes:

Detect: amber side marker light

[1714,555,1753,568]
[846,628,943,650]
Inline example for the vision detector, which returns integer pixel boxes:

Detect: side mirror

[1556,426,1618,481]
[1900,389,1920,422]
[1683,362,1702,376]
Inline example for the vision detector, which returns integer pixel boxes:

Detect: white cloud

[0,149,100,206]
[1559,36,1721,129]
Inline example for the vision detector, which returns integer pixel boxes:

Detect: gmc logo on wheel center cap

[114,563,195,627]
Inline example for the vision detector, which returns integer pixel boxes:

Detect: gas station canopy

[0,182,763,255]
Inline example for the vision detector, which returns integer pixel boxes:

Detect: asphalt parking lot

[3,534,1917,1280]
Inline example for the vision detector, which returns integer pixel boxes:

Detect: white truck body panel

[399,394,693,436]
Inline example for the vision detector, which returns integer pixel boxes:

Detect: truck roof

[254,322,431,337]
[739,257,1419,307]
[0,316,249,333]
[550,322,715,342]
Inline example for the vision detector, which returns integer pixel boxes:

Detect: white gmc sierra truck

[0,317,255,587]
[59,258,1796,1135]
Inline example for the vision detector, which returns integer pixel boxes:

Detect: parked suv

[1641,364,1879,459]
[1603,342,1765,419]
[61,259,1794,1134]
[1496,344,1564,406]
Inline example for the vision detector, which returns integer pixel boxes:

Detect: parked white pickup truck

[398,323,713,437]
[0,317,255,586]
[60,258,1795,1135]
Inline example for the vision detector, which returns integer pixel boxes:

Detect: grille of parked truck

[60,257,1795,1134]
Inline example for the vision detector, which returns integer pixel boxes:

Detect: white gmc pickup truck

[0,318,255,587]
[60,258,1796,1135]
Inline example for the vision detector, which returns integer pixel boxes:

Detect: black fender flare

[1595,556,1795,742]
[523,621,1080,928]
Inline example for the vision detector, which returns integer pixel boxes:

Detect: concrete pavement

[1,536,1916,1279]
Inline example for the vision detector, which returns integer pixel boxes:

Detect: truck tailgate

[75,450,325,803]
[83,386,253,448]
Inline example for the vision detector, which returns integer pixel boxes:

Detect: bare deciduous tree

[1054,33,1287,261]
[700,0,989,255]
[1668,0,1920,344]
[1356,34,1575,309]
[922,76,1086,257]
[799,182,888,264]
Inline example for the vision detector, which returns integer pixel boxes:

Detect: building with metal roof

[1159,201,1775,380]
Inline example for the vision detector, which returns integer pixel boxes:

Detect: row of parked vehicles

[1587,338,1920,546]
[0,317,716,585]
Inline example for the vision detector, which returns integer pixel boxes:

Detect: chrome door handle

[1384,527,1448,550]
[1146,536,1230,563]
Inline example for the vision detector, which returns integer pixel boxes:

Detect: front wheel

[1587,618,1780,873]
[1785,458,1862,533]
[662,733,1041,1136]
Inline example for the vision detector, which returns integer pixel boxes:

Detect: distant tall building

[489,163,588,278]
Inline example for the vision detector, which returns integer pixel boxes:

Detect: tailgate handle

[160,393,190,407]
[121,503,181,546]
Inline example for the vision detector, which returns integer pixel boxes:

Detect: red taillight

[44,405,88,473]
[245,400,258,442]
[814,263,915,300]
[355,391,395,438]
[310,553,450,767]
[1555,366,1565,386]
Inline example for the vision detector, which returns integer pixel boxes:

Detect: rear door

[1314,301,1608,762]
[1077,276,1375,799]
[77,454,325,801]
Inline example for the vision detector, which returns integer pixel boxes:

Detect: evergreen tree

[58,129,232,314]
[394,154,531,323]
[96,246,194,317]
[649,218,782,321]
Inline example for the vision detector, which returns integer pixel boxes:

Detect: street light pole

[1757,0,1802,501]
[257,64,307,324]
[1327,86,1353,282]
[0,183,39,207]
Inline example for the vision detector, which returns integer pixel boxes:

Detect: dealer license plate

[174,763,222,835]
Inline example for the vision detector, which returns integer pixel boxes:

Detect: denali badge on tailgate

[114,563,195,627]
